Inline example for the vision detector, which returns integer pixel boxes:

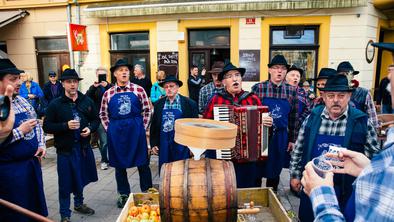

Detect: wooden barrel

[160,158,238,222]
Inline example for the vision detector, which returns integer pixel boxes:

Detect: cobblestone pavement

[41,147,300,222]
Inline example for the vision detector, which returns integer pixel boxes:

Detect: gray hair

[134,64,144,73]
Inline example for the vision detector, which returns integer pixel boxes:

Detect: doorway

[35,37,70,86]
[188,29,230,81]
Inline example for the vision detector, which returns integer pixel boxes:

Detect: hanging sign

[68,23,88,51]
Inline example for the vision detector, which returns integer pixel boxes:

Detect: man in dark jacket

[376,64,394,113]
[150,75,198,171]
[289,74,380,222]
[43,69,99,222]
[131,64,152,97]
[187,65,203,102]
[86,67,112,170]
[41,71,64,114]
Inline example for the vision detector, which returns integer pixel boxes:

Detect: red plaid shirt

[203,90,262,119]
[100,82,152,130]
[251,80,299,142]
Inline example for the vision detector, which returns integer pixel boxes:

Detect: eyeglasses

[49,76,56,78]
[224,73,242,79]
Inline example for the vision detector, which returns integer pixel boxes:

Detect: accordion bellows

[174,118,238,149]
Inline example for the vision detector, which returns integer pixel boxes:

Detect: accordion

[213,105,270,162]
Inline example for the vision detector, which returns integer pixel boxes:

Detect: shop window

[189,29,230,48]
[110,32,149,50]
[109,32,150,83]
[270,26,319,80]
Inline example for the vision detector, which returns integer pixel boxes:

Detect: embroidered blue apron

[57,106,98,217]
[107,91,148,168]
[299,134,343,222]
[159,108,190,171]
[261,97,290,178]
[0,109,48,221]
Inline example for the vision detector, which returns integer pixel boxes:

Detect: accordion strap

[217,90,252,106]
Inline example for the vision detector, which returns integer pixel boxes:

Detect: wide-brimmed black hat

[218,62,246,81]
[0,58,24,75]
[287,65,304,77]
[319,75,354,92]
[159,75,183,87]
[268,55,290,69]
[59,68,83,81]
[337,61,359,75]
[314,68,337,81]
[110,59,133,74]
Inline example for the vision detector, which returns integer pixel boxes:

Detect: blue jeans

[382,104,393,114]
[97,123,109,163]
[115,163,153,194]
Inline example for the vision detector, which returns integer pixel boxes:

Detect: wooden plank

[268,189,291,222]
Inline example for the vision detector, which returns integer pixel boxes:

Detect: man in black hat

[203,62,273,188]
[198,64,224,114]
[44,68,99,222]
[100,59,153,208]
[0,58,48,221]
[337,61,379,129]
[310,68,337,109]
[251,54,299,191]
[289,74,380,222]
[150,75,198,171]
[285,65,311,125]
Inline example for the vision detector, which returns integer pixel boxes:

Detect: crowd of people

[0,49,394,222]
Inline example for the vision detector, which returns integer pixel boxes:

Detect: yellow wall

[377,19,394,82]
[178,18,239,95]
[99,22,157,82]
[260,16,330,81]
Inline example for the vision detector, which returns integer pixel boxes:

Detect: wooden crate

[116,193,159,222]
[237,188,291,222]
[117,188,291,222]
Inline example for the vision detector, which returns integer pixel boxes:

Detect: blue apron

[344,189,356,222]
[299,134,344,222]
[0,110,48,221]
[57,107,98,213]
[261,97,290,178]
[107,91,148,168]
[159,108,190,171]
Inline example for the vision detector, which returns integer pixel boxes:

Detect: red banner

[69,23,88,51]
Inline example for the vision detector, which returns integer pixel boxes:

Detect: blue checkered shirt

[164,94,182,112]
[198,82,223,114]
[11,95,46,149]
[290,106,380,179]
[310,127,394,221]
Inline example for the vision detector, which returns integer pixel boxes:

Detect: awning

[372,42,394,52]
[84,0,367,18]
[0,10,29,28]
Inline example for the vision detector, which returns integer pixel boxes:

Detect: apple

[129,206,139,217]
[141,204,151,213]
[126,216,133,222]
[141,212,150,220]
[150,210,157,217]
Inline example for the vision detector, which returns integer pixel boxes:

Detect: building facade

[0,0,393,95]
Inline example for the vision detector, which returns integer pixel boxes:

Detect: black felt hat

[287,65,304,77]
[0,58,24,75]
[218,62,246,81]
[159,75,183,87]
[314,68,337,81]
[110,59,133,74]
[319,74,354,92]
[59,69,83,81]
[337,61,359,75]
[268,55,290,69]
